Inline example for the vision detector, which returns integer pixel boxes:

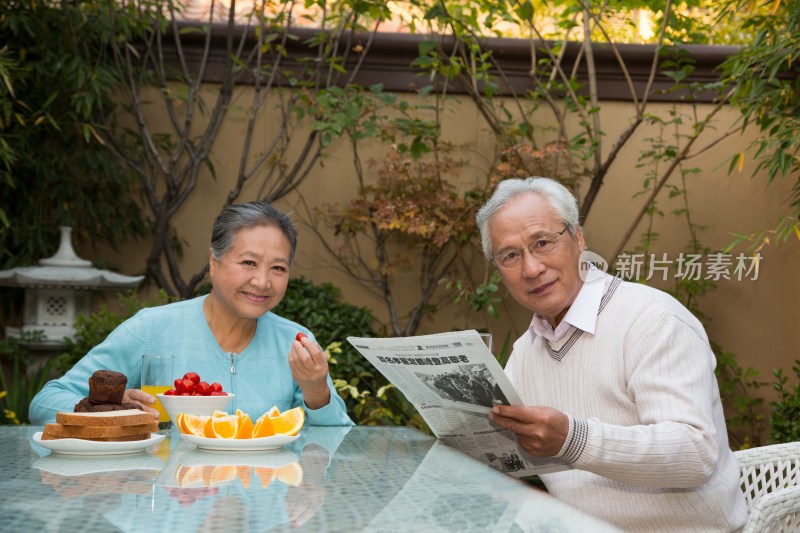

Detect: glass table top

[0,425,620,532]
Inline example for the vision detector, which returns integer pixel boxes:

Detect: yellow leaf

[737,152,745,173]
[771,0,781,14]
[793,224,800,240]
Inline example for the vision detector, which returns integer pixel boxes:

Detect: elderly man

[478,177,747,532]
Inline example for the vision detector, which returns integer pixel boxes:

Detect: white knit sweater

[505,274,748,532]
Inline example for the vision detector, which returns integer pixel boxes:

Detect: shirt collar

[528,266,605,342]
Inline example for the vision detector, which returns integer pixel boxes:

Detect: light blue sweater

[29,295,353,426]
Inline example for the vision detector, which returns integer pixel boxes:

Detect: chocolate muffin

[87,370,127,404]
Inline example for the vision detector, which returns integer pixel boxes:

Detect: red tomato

[210,382,223,393]
[295,332,308,343]
[163,389,177,396]
[180,392,192,396]
[210,391,228,396]
[195,381,212,396]
[175,378,195,394]
[183,372,201,385]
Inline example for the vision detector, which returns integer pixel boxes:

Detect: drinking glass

[479,333,493,354]
[141,354,174,428]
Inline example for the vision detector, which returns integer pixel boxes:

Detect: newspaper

[347,330,569,477]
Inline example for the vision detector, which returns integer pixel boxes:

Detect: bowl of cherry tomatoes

[157,372,235,422]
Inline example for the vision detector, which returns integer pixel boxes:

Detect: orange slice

[235,412,253,439]
[210,415,238,439]
[175,413,185,432]
[266,405,280,418]
[212,409,229,418]
[253,467,274,489]
[271,407,305,436]
[179,414,211,436]
[252,414,275,438]
[275,462,303,486]
[203,418,216,438]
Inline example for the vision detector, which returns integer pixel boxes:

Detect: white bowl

[157,393,236,422]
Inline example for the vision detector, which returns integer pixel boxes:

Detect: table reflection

[0,426,621,532]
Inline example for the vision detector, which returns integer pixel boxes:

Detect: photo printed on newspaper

[347,330,569,477]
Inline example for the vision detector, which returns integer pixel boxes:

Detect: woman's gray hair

[210,202,298,265]
[476,177,581,259]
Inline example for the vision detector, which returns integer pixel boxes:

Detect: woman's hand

[289,335,331,410]
[122,388,160,420]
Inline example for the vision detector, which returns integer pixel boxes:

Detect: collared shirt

[529,266,605,343]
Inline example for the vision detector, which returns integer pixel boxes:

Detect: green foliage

[769,359,800,444]
[52,290,171,374]
[720,0,800,222]
[714,343,765,449]
[0,1,145,269]
[0,332,55,424]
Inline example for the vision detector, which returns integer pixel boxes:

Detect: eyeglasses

[491,226,570,270]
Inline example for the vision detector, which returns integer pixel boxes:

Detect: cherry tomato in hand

[183,372,201,385]
[295,332,307,343]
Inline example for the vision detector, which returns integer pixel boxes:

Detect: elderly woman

[30,202,352,426]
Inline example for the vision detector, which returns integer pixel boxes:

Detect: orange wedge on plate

[252,414,276,438]
[266,405,280,418]
[271,407,305,436]
[235,409,253,439]
[178,414,211,436]
[210,415,238,439]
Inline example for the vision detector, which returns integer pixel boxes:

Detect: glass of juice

[141,354,174,429]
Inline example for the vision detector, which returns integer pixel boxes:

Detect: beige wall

[88,87,799,419]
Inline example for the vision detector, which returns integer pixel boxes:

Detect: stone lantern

[0,227,144,348]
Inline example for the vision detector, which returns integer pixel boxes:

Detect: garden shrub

[770,359,800,443]
[0,332,53,424]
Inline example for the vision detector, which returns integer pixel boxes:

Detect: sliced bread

[44,422,158,439]
[56,409,155,427]
[40,432,152,442]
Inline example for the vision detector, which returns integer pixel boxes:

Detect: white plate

[178,448,298,467]
[179,432,299,451]
[33,432,166,456]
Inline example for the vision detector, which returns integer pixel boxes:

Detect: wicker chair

[734,441,800,532]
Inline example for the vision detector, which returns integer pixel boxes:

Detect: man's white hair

[475,177,581,259]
